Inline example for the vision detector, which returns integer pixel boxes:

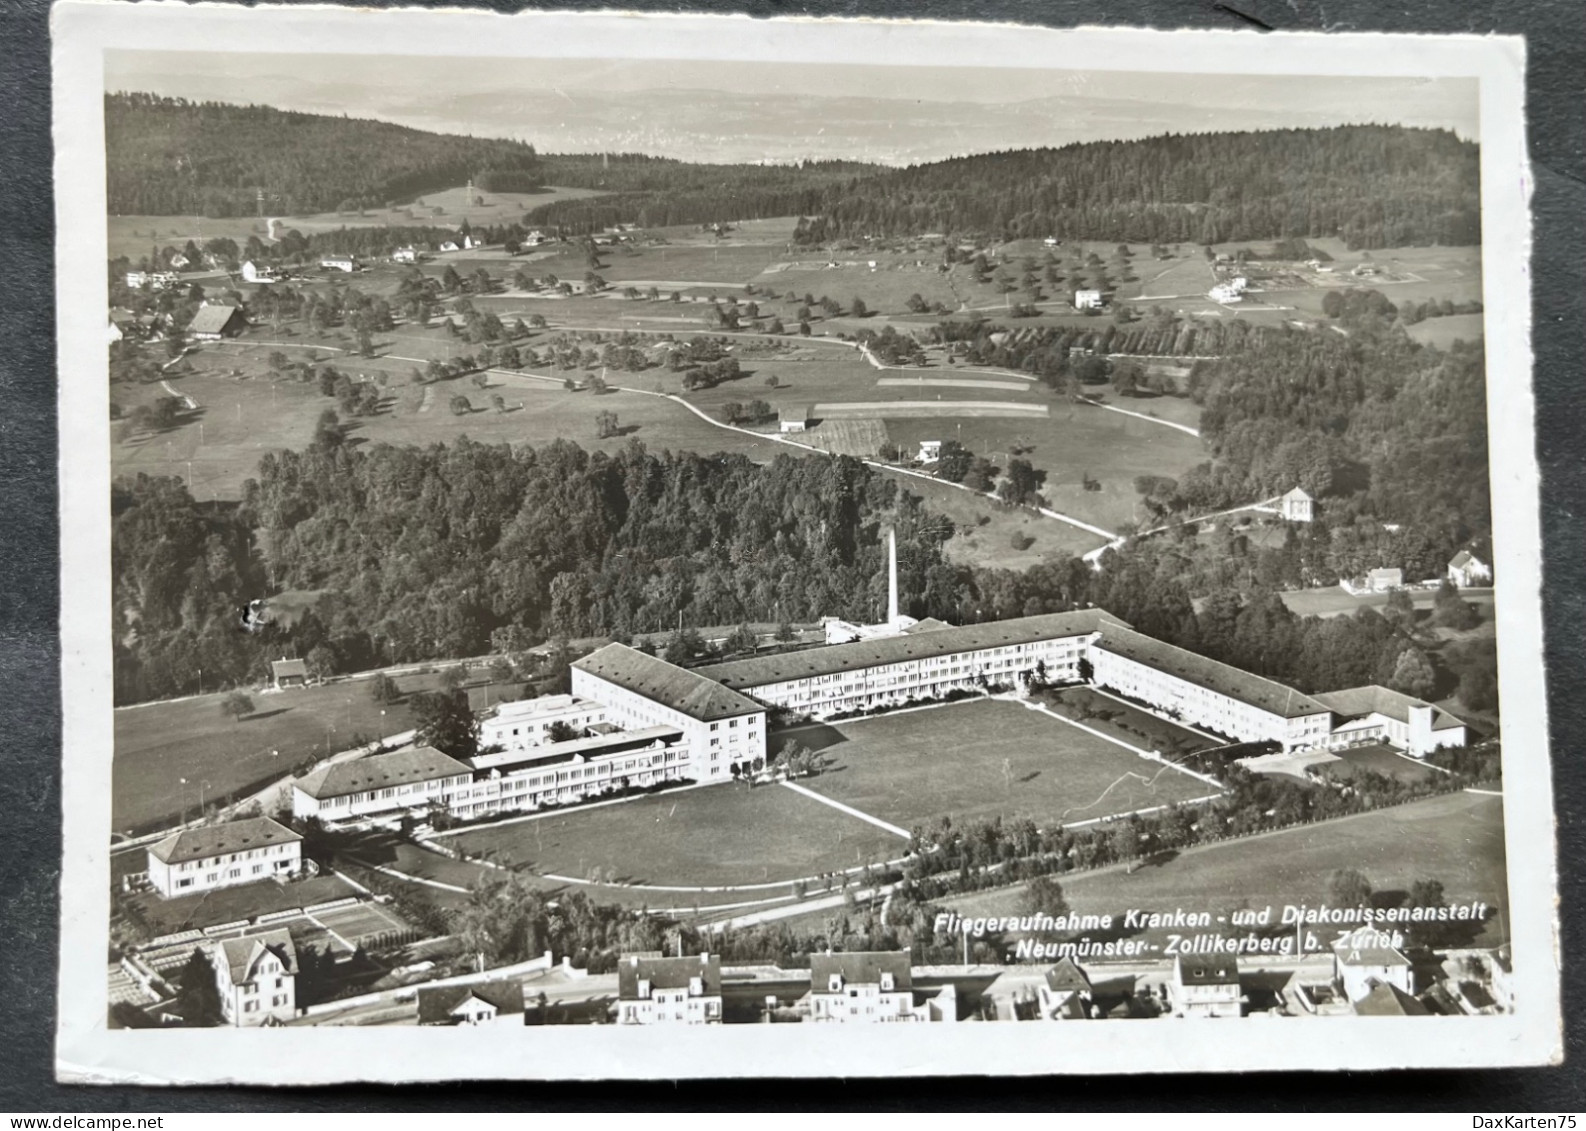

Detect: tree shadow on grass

[242,707,292,723]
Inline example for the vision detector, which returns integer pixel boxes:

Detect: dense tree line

[106,94,542,217]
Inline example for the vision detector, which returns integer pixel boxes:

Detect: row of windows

[174,843,295,872]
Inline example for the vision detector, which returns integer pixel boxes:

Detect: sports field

[784,698,1217,833]
[444,781,904,889]
[937,789,1510,951]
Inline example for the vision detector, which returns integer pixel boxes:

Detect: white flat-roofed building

[145,816,303,899]
[1088,625,1335,751]
[572,644,766,784]
[456,725,689,818]
[292,745,473,823]
[478,694,608,754]
[213,928,297,1026]
[700,609,1124,720]
[616,953,723,1025]
[1073,289,1103,310]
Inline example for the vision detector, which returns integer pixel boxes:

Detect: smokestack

[888,528,900,624]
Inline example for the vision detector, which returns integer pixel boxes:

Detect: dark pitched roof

[617,953,722,1000]
[216,928,297,985]
[295,745,471,800]
[1353,982,1429,1016]
[699,609,1127,690]
[1282,486,1313,502]
[1312,686,1464,731]
[1093,625,1331,719]
[573,644,764,723]
[900,617,954,635]
[188,304,245,335]
[416,980,525,1024]
[810,951,913,993]
[1174,953,1240,986]
[1044,957,1092,994]
[780,404,813,422]
[148,816,301,866]
[271,658,308,679]
[1449,550,1478,569]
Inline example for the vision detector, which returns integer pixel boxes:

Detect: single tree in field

[368,672,400,705]
[595,410,620,439]
[1021,874,1070,919]
[490,393,507,414]
[1327,868,1374,909]
[449,394,472,416]
[219,690,254,723]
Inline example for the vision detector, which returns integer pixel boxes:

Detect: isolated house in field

[319,255,357,273]
[1280,486,1314,523]
[417,980,526,1026]
[1036,958,1093,1021]
[240,260,278,284]
[1073,289,1103,310]
[779,404,813,434]
[186,304,248,341]
[1171,954,1243,1018]
[1447,550,1492,588]
[615,953,723,1025]
[145,816,304,899]
[391,246,419,264]
[438,241,461,253]
[917,440,942,464]
[270,656,308,690]
[212,928,297,1026]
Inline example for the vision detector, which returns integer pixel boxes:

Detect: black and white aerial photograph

[50,6,1558,1082]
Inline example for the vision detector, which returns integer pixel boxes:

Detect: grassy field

[111,671,521,834]
[123,873,361,936]
[1404,313,1485,348]
[445,782,902,889]
[936,789,1510,952]
[1321,744,1445,785]
[782,699,1216,833]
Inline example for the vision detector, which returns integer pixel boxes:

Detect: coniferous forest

[106,94,1477,250]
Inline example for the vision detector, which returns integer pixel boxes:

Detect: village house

[806,951,954,1023]
[319,255,358,273]
[1170,954,1242,1018]
[1280,485,1314,522]
[211,928,297,1026]
[391,246,419,264]
[917,440,942,464]
[270,657,309,690]
[1036,957,1093,1020]
[417,980,525,1026]
[240,260,278,284]
[186,303,248,341]
[615,953,723,1025]
[1334,941,1414,1003]
[1073,289,1104,311]
[145,815,303,899]
[1447,550,1493,588]
[779,404,813,434]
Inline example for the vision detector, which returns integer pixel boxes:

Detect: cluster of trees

[854,325,927,366]
[105,94,542,216]
[1398,297,1485,325]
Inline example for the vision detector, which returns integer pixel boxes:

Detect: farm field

[780,698,1217,834]
[445,781,903,888]
[895,473,1108,566]
[935,789,1510,953]
[111,670,521,835]
[1404,313,1485,348]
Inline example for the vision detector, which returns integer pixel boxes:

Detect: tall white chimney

[888,527,900,624]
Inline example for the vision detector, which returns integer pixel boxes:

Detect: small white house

[779,404,813,434]
[240,260,278,284]
[320,255,357,273]
[616,953,723,1025]
[1171,954,1242,1018]
[1280,486,1314,523]
[438,241,462,253]
[917,440,942,464]
[1209,277,1248,304]
[392,246,419,264]
[1448,550,1492,588]
[1335,940,1413,1004]
[1073,289,1104,310]
[417,980,525,1026]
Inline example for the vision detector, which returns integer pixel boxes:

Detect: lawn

[111,671,520,835]
[783,698,1217,834]
[1321,744,1444,785]
[937,789,1510,952]
[444,781,903,889]
[1404,313,1485,349]
[122,873,361,936]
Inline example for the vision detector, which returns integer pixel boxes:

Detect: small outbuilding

[779,404,813,434]
[186,304,248,341]
[1280,486,1314,523]
[270,657,308,690]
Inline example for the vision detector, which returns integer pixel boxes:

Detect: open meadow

[778,698,1217,834]
[444,780,904,889]
[934,789,1510,953]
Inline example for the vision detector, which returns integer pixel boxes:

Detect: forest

[107,95,1476,251]
[105,94,542,216]
[531,125,1479,248]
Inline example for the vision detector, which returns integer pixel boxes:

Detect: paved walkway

[779,779,912,839]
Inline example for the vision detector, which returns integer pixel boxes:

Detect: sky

[105,51,1479,167]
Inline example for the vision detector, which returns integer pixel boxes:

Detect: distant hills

[106,93,1479,248]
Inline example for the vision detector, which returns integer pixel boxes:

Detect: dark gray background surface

[1,0,1580,1110]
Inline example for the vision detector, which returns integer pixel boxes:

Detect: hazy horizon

[105,52,1478,167]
